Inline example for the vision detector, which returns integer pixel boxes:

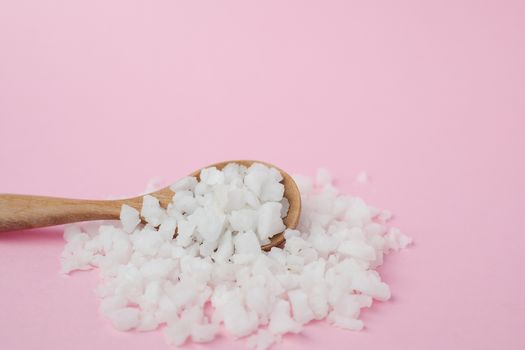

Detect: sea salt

[61,163,411,349]
[355,171,369,184]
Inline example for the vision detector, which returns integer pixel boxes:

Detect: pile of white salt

[61,163,410,349]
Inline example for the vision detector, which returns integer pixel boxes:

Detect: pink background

[1,1,524,349]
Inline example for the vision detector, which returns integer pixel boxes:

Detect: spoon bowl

[0,160,301,250]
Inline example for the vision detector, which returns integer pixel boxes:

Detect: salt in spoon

[0,160,301,250]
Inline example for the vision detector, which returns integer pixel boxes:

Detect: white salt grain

[229,209,258,232]
[191,323,219,342]
[234,231,261,255]
[222,300,259,337]
[200,167,225,186]
[247,329,280,350]
[109,307,140,331]
[120,205,140,233]
[164,320,191,346]
[257,202,285,240]
[288,289,315,324]
[268,299,302,335]
[327,312,364,331]
[141,195,166,227]
[355,171,369,184]
[170,176,198,192]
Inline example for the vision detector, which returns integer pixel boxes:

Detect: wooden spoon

[0,160,301,250]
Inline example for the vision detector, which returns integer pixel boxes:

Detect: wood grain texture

[0,160,301,250]
[0,190,173,232]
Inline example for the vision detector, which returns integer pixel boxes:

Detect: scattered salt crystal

[385,227,413,251]
[338,240,377,261]
[229,209,258,232]
[222,300,259,337]
[200,167,225,186]
[164,319,191,346]
[268,299,302,335]
[109,307,140,331]
[308,284,329,320]
[222,163,243,184]
[172,190,197,214]
[283,228,300,240]
[137,313,159,331]
[378,209,392,222]
[157,217,176,240]
[247,329,280,350]
[141,195,166,227]
[244,164,271,197]
[170,176,198,192]
[191,323,219,342]
[288,289,315,324]
[355,171,369,184]
[61,165,410,349]
[257,202,285,240]
[188,207,225,242]
[327,312,364,331]
[260,181,284,202]
[213,230,234,263]
[120,205,140,233]
[234,231,261,255]
[226,188,246,211]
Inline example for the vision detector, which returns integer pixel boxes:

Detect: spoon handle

[0,194,140,232]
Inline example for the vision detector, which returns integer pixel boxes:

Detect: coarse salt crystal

[120,205,140,233]
[61,165,410,349]
[355,171,369,184]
